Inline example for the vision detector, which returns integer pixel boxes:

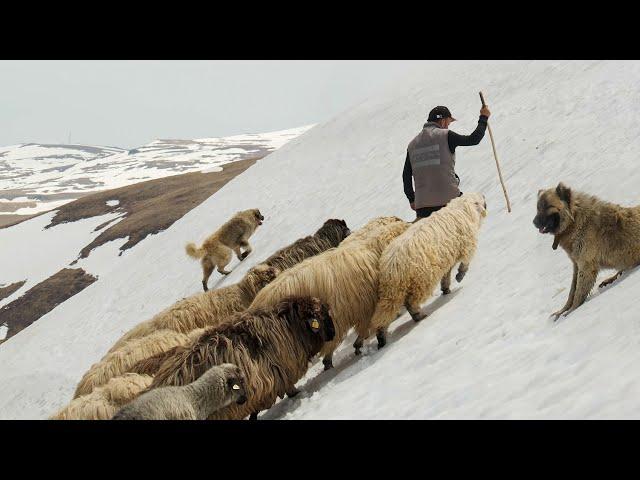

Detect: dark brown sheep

[150,296,335,419]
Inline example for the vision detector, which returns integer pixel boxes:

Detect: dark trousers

[415,205,444,219]
[414,192,463,220]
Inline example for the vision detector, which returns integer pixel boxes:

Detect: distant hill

[0,125,312,220]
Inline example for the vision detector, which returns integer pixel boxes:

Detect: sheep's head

[247,264,279,289]
[219,363,248,405]
[299,296,335,342]
[462,192,488,220]
[316,218,351,246]
[277,296,336,344]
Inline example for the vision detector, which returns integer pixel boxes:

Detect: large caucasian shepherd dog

[534,182,640,319]
[186,208,264,291]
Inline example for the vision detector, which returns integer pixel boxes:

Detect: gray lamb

[112,363,247,420]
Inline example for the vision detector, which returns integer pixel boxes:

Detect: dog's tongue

[538,226,545,234]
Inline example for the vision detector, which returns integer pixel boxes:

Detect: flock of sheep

[51,192,487,420]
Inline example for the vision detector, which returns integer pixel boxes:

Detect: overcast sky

[0,60,428,149]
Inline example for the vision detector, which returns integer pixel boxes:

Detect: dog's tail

[185,242,206,259]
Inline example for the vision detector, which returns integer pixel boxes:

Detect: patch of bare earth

[0,280,26,301]
[0,215,37,228]
[0,201,37,213]
[0,269,96,342]
[0,193,93,229]
[46,157,259,259]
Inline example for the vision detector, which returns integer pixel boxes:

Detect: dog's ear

[537,189,544,198]
[556,183,572,205]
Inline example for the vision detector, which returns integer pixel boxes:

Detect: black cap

[428,106,456,122]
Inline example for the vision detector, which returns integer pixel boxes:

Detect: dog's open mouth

[534,213,559,235]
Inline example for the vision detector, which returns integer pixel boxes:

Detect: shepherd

[403,104,491,219]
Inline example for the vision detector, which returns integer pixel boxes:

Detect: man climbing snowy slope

[403,104,491,219]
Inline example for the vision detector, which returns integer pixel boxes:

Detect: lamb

[50,373,153,420]
[250,216,410,370]
[112,363,247,420]
[150,296,335,420]
[363,193,487,350]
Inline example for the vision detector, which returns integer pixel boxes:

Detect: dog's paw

[550,308,570,321]
[441,287,451,295]
[411,311,428,322]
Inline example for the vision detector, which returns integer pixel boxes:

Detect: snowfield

[0,211,123,314]
[2,60,640,419]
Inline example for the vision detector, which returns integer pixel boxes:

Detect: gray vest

[407,122,460,208]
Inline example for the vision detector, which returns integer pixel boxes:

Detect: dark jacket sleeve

[402,151,415,203]
[448,115,489,153]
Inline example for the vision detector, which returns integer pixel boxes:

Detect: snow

[2,60,640,419]
[9,199,74,215]
[0,211,122,310]
[105,200,120,208]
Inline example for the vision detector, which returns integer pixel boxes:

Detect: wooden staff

[479,91,512,213]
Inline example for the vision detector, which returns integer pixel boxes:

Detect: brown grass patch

[0,268,97,342]
[0,214,39,228]
[0,280,26,302]
[46,157,259,259]
[0,201,37,213]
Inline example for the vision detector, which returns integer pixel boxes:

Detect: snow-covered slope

[0,210,122,311]
[0,126,311,215]
[2,61,640,419]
